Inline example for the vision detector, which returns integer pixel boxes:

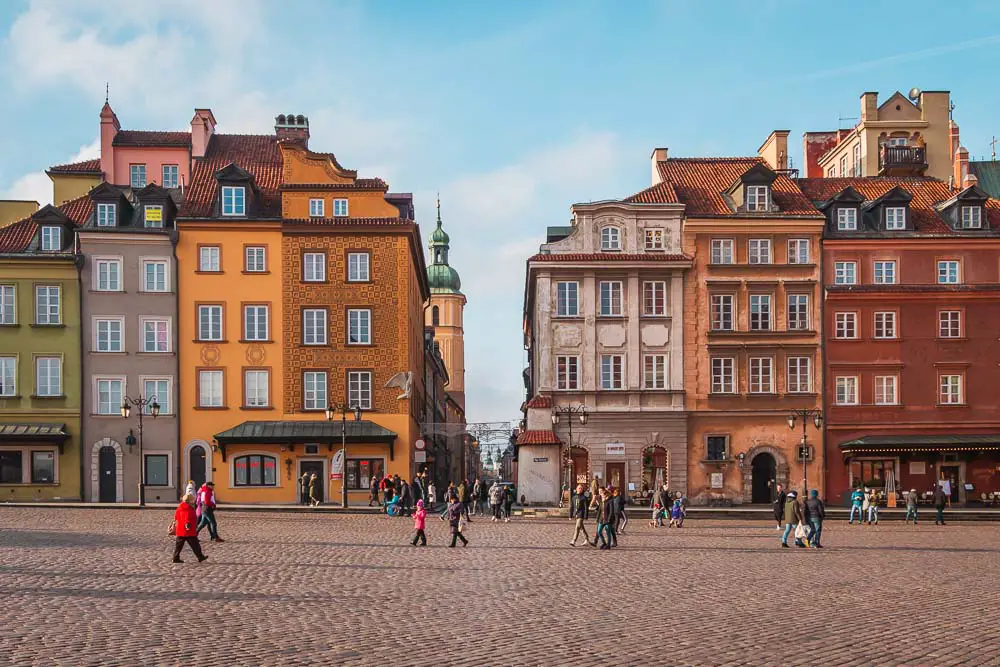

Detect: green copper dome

[427,197,462,294]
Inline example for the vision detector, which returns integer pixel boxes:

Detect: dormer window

[837,208,858,231]
[40,226,62,251]
[746,185,770,212]
[309,199,325,217]
[960,205,982,229]
[600,227,621,251]
[221,186,246,216]
[96,203,117,227]
[144,205,164,228]
[885,207,906,230]
[333,199,349,217]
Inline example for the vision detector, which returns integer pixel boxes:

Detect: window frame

[143,453,171,487]
[706,435,729,462]
[835,376,858,405]
[555,281,579,317]
[309,198,325,218]
[197,369,225,408]
[787,293,809,331]
[938,310,961,338]
[643,354,667,390]
[347,308,372,345]
[748,238,772,265]
[243,368,270,408]
[347,252,371,283]
[749,356,774,394]
[143,205,164,228]
[598,280,623,317]
[786,357,811,394]
[960,205,983,229]
[642,280,667,317]
[94,257,123,292]
[873,311,897,339]
[885,206,907,230]
[303,252,327,283]
[40,226,63,252]
[35,356,62,397]
[745,185,770,212]
[303,308,328,346]
[600,226,622,251]
[710,357,736,394]
[873,260,897,285]
[142,377,172,415]
[710,293,734,332]
[35,285,61,325]
[937,260,961,285]
[0,355,16,397]
[233,454,278,487]
[244,246,267,273]
[787,239,810,264]
[874,375,898,406]
[162,164,179,189]
[198,246,221,273]
[599,354,624,390]
[556,355,579,390]
[0,284,14,325]
[94,317,125,353]
[130,164,147,189]
[303,370,329,410]
[96,202,117,227]
[94,376,125,415]
[221,185,246,217]
[834,312,858,339]
[836,208,858,231]
[644,228,665,250]
[30,450,55,484]
[242,304,269,342]
[710,238,734,265]
[348,370,373,410]
[749,294,772,331]
[834,261,857,285]
[141,259,169,292]
[197,304,224,342]
[333,198,349,217]
[939,374,964,405]
[141,317,171,353]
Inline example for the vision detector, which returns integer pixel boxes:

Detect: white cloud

[2,138,99,206]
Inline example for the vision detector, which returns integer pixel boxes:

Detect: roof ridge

[663,156,760,163]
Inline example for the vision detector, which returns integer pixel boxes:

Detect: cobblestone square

[2,508,999,666]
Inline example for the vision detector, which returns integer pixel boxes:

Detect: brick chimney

[860,92,879,122]
[275,114,309,148]
[190,108,217,159]
[100,102,120,183]
[949,119,960,162]
[650,147,668,185]
[758,130,789,171]
[953,146,971,189]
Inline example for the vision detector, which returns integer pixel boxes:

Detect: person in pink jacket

[410,499,428,546]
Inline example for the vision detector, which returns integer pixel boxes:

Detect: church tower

[426,197,466,411]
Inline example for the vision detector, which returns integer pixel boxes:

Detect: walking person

[184,479,196,498]
[410,500,428,546]
[848,486,865,525]
[299,472,310,506]
[905,488,919,524]
[369,474,381,507]
[196,481,224,542]
[867,488,880,525]
[308,472,320,507]
[489,481,503,522]
[675,491,689,528]
[171,493,208,564]
[614,487,628,535]
[412,474,425,508]
[605,488,620,548]
[443,495,468,547]
[861,488,872,525]
[780,490,805,548]
[803,489,825,549]
[502,484,514,523]
[381,475,394,510]
[934,481,947,525]
[427,480,437,512]
[399,478,413,516]
[569,484,592,547]
[594,488,611,549]
[772,482,786,530]
[589,477,601,509]
[457,480,470,521]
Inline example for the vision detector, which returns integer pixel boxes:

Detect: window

[644,355,666,389]
[643,281,666,316]
[245,246,266,273]
[348,370,373,409]
[746,185,769,212]
[937,260,960,284]
[130,164,147,188]
[0,451,22,484]
[787,357,811,393]
[556,282,579,317]
[887,137,908,147]
[94,318,123,352]
[874,311,897,339]
[748,239,771,264]
[711,294,734,331]
[873,260,897,284]
[221,186,246,216]
[35,286,60,325]
[431,306,439,327]
[35,357,61,396]
[40,226,62,251]
[885,207,906,230]
[347,309,371,345]
[874,376,898,405]
[837,208,857,231]
[835,376,858,405]
[142,319,169,353]
[95,259,122,291]
[749,357,773,393]
[788,239,809,264]
[303,309,328,345]
[600,227,621,250]
[241,370,269,408]
[142,260,168,292]
[710,239,734,265]
[834,261,857,285]
[347,253,370,282]
[31,451,55,484]
[96,203,116,227]
[144,379,170,414]
[333,199,349,217]
[199,246,221,272]
[303,253,326,282]
[829,166,837,178]
[749,294,771,331]
[197,305,223,341]
[600,355,624,389]
[143,205,163,228]
[0,356,15,396]
[144,454,170,486]
[787,294,809,331]
[940,375,963,405]
[645,228,665,250]
[0,285,13,324]
[556,356,579,390]
[243,305,269,341]
[711,357,736,393]
[853,143,862,175]
[346,458,384,491]
[95,378,124,415]
[840,155,848,177]
[706,436,728,461]
[835,312,857,339]
[309,198,325,217]
[303,371,328,410]
[599,281,623,316]
[234,455,277,487]
[960,205,983,229]
[162,165,179,189]
[198,370,224,408]
[939,311,961,338]
[850,459,897,489]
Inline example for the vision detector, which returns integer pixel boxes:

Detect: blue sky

[3,0,1000,423]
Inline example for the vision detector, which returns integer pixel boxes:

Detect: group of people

[371,472,434,515]
[171,480,224,563]
[407,478,519,547]
[298,472,321,506]
[850,483,950,526]
[772,484,826,549]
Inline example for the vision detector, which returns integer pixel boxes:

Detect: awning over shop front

[840,434,1000,454]
[0,423,70,451]
[212,420,398,461]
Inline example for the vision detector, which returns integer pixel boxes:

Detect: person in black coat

[399,479,413,516]
[411,476,423,506]
[772,483,786,530]
[605,489,620,548]
[570,484,592,547]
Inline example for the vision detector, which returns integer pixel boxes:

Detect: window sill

[194,406,228,411]
[707,392,740,398]
[137,290,172,296]
[0,482,59,486]
[597,315,626,320]
[241,405,275,411]
[832,337,863,342]
[346,342,373,347]
[552,315,583,320]
[938,337,967,342]
[640,314,670,319]
[0,323,20,328]
[31,394,66,400]
[88,290,126,294]
[700,458,734,465]
[936,403,969,408]
[301,343,331,348]
[0,394,21,400]
[346,280,374,285]
[240,340,274,344]
[135,351,175,356]
[241,271,271,276]
[745,392,778,398]
[194,340,228,344]
[302,280,330,285]
[91,351,128,355]
[31,324,65,329]
[194,271,225,275]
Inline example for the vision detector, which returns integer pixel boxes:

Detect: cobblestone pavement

[2,508,999,667]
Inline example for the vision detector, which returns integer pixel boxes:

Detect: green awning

[840,434,1000,452]
[212,420,398,461]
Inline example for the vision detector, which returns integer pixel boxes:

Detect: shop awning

[213,420,397,461]
[0,423,70,451]
[840,434,1000,453]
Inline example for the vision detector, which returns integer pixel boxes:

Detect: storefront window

[850,459,897,487]
[0,451,22,483]
[641,448,667,493]
[234,455,278,486]
[347,459,384,490]
[31,451,55,483]
[144,455,169,486]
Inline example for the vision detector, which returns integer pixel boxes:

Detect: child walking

[668,499,683,527]
[410,499,428,546]
[443,495,468,547]
[649,503,664,528]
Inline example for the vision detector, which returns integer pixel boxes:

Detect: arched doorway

[98,446,117,503]
[189,445,207,488]
[751,453,776,504]
[570,447,589,486]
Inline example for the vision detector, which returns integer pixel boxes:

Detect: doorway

[939,464,961,503]
[570,448,589,486]
[189,445,207,489]
[98,446,117,503]
[605,462,625,491]
[751,453,776,504]
[299,460,325,504]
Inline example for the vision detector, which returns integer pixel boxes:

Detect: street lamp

[326,402,362,508]
[552,405,588,509]
[787,408,823,496]
[121,394,160,508]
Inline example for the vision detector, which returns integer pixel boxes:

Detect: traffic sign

[414,438,426,451]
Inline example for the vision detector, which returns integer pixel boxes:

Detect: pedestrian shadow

[0,530,138,549]
[0,565,164,578]
[0,586,337,604]
[206,560,487,572]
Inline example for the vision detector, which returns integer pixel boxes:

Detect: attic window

[836,208,857,231]
[221,186,246,216]
[96,203,116,227]
[961,205,982,229]
[144,205,164,228]
[600,227,621,250]
[309,198,325,217]
[885,207,906,230]
[40,226,62,251]
[746,185,770,212]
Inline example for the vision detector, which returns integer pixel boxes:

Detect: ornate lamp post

[121,395,160,508]
[787,409,823,496]
[326,402,362,508]
[552,405,588,508]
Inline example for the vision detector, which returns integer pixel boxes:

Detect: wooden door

[98,446,116,502]
[605,462,625,491]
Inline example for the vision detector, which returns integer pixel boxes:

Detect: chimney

[275,114,310,148]
[650,147,668,185]
[953,146,970,189]
[860,91,878,122]
[100,102,120,183]
[758,130,789,171]
[191,108,217,159]
[948,119,960,162]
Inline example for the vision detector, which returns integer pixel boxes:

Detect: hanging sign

[606,443,626,456]
[330,449,344,480]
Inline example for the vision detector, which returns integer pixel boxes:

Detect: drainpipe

[170,230,181,501]
[817,225,829,504]
[75,250,85,501]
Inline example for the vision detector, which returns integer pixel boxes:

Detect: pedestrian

[675,491,689,527]
[866,488,880,525]
[614,487,628,534]
[594,488,611,549]
[489,481,503,522]
[412,474,425,507]
[443,495,468,547]
[196,481,224,542]
[803,489,825,549]
[861,488,872,525]
[380,475,393,510]
[299,472,310,506]
[502,484,514,522]
[368,475,380,507]
[456,480,470,521]
[184,479,196,498]
[308,472,320,507]
[604,488,619,548]
[772,482,786,530]
[658,483,671,516]
[427,480,437,511]
[171,493,208,563]
[781,490,805,548]
[668,498,684,527]
[905,488,919,524]
[848,486,865,524]
[410,499,428,546]
[570,484,592,547]
[934,481,947,525]
[589,477,601,509]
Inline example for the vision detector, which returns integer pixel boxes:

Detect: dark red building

[799,176,1000,505]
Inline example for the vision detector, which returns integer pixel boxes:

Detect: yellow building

[46,159,103,206]
[0,201,39,228]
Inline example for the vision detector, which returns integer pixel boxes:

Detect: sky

[3,0,1000,424]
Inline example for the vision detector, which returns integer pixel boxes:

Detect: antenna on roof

[105,82,109,105]
[991,136,998,162]
[838,113,858,130]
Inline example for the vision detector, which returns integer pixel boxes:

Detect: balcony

[878,145,927,176]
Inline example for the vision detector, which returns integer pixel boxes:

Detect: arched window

[233,454,277,487]
[600,226,621,250]
[432,306,440,326]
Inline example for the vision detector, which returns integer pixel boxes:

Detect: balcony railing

[878,145,927,175]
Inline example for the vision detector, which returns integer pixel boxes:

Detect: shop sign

[414,451,426,463]
[606,442,626,456]
[710,472,724,489]
[533,457,548,463]
[330,449,344,480]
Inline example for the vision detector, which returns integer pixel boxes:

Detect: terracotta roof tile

[112,130,190,147]
[524,395,552,409]
[46,158,101,175]
[528,252,691,262]
[283,217,413,226]
[516,430,561,445]
[280,178,388,191]
[623,180,680,204]
[657,157,818,216]
[0,193,93,252]
[179,134,283,219]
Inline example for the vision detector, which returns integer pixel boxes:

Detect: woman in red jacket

[172,494,208,563]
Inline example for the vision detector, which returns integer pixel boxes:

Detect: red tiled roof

[656,157,819,216]
[528,252,691,262]
[179,134,283,218]
[113,130,190,147]
[623,180,680,204]
[46,158,101,175]
[0,194,93,253]
[284,217,413,226]
[516,430,561,445]
[525,395,552,409]
[280,178,388,191]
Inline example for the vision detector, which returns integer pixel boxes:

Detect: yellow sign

[145,206,163,223]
